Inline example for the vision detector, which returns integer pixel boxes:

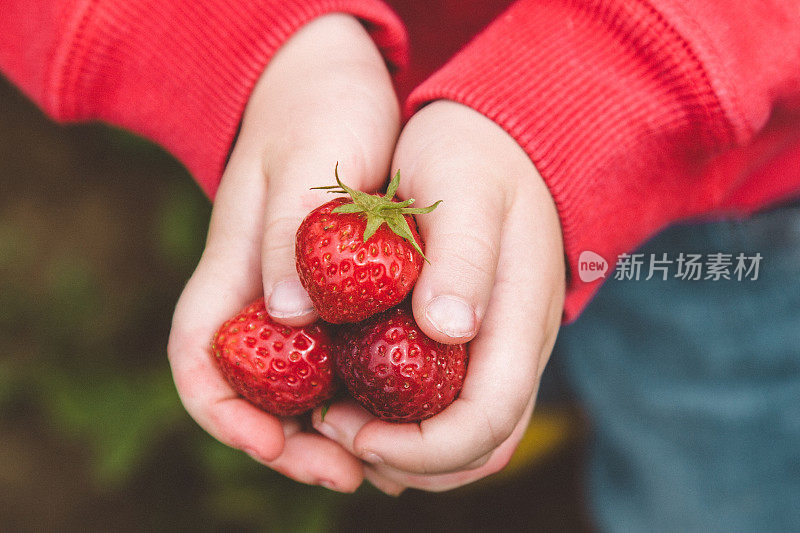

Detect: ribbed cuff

[407,0,735,322]
[50,0,407,198]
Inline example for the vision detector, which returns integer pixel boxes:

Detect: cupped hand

[312,100,566,493]
[167,14,400,492]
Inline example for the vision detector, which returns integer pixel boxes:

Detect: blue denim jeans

[557,200,800,532]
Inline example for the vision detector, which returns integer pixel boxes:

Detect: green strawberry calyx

[311,162,441,262]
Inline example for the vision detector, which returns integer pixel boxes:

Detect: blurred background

[0,75,594,532]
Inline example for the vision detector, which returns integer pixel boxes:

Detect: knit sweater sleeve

[0,0,407,198]
[406,0,800,322]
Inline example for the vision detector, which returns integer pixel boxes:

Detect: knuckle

[203,396,236,435]
[414,429,451,475]
[483,409,515,450]
[486,447,516,476]
[417,457,442,476]
[165,333,179,365]
[263,215,301,245]
[165,325,192,368]
[262,237,296,260]
[431,232,499,280]
[265,140,369,189]
[465,453,491,470]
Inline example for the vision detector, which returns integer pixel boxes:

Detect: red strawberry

[336,303,468,422]
[296,165,440,324]
[211,298,336,416]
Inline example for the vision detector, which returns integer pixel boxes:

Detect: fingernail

[425,295,476,338]
[243,448,264,464]
[368,479,403,497]
[268,280,314,318]
[319,480,339,491]
[362,451,383,464]
[315,421,340,442]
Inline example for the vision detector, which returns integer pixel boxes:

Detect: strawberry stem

[312,162,440,262]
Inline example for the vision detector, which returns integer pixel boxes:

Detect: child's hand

[167,14,400,492]
[311,101,566,493]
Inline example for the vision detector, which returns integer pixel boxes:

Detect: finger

[260,155,376,326]
[403,161,504,344]
[259,430,365,492]
[350,177,564,474]
[310,402,409,495]
[311,398,375,453]
[392,106,509,344]
[362,393,536,492]
[362,443,504,493]
[313,398,487,471]
[258,127,394,327]
[237,15,400,326]
[364,468,406,497]
[363,446,505,493]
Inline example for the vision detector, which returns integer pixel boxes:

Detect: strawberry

[336,303,468,422]
[296,165,439,324]
[211,298,336,417]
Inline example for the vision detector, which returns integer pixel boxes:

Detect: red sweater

[2,0,799,321]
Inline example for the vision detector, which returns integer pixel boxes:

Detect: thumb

[392,101,540,343]
[396,157,505,344]
[230,14,400,325]
[260,152,386,326]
